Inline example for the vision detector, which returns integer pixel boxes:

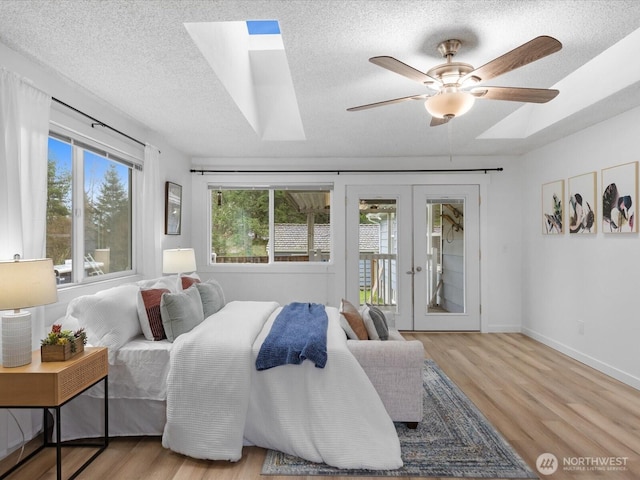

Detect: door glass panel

[358,199,397,311]
[425,199,465,314]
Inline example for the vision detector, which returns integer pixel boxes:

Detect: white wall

[191,154,524,333]
[0,41,192,459]
[0,41,193,323]
[521,105,640,389]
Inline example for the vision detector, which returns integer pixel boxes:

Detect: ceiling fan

[347,36,562,126]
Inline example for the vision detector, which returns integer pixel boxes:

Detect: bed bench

[347,329,424,428]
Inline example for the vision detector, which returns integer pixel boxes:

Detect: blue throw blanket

[255,302,328,371]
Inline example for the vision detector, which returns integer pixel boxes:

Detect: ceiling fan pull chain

[448,120,454,162]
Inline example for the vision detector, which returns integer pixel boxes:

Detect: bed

[56,277,403,470]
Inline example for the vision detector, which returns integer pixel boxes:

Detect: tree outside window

[46,135,134,284]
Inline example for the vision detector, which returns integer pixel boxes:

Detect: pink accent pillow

[181,276,201,290]
[139,288,170,340]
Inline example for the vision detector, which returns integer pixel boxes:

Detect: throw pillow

[339,299,368,340]
[339,314,359,340]
[367,304,390,340]
[66,284,142,360]
[160,286,205,342]
[136,275,181,293]
[359,304,380,340]
[195,278,226,318]
[180,272,201,290]
[137,288,170,340]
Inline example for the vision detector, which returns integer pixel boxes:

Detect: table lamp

[162,248,197,274]
[0,256,58,367]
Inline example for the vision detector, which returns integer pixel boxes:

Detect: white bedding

[85,335,173,400]
[245,306,402,469]
[162,301,280,461]
[162,301,402,470]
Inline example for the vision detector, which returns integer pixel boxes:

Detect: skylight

[184,20,305,141]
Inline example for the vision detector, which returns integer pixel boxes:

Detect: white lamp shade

[163,248,197,274]
[425,91,475,119]
[0,258,58,310]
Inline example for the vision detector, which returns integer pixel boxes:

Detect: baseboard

[486,325,522,333]
[522,327,640,391]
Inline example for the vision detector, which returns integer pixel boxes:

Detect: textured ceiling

[1,0,640,161]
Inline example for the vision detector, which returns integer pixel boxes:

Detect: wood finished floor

[2,332,639,479]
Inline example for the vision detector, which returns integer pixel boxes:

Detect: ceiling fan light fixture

[425,90,475,119]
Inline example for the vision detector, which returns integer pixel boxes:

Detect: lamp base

[2,311,32,367]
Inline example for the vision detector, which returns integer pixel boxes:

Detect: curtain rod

[191,167,503,175]
[52,97,150,150]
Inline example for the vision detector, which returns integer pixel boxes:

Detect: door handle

[416,266,423,272]
[406,269,414,275]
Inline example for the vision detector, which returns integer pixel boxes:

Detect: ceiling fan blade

[347,94,429,112]
[430,116,450,127]
[369,56,440,85]
[471,86,559,103]
[462,36,562,84]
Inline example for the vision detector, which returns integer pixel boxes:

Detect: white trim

[486,325,522,333]
[522,327,640,391]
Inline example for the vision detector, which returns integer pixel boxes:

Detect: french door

[346,185,480,331]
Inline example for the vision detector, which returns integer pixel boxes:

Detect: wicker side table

[0,347,108,480]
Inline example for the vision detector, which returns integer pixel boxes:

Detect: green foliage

[90,164,131,271]
[41,325,87,352]
[211,190,269,257]
[212,190,331,259]
[46,159,72,265]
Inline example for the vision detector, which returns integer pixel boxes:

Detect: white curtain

[0,68,51,458]
[141,144,162,278]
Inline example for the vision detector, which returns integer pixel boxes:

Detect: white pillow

[50,315,80,333]
[359,304,380,340]
[136,275,181,292]
[66,284,141,360]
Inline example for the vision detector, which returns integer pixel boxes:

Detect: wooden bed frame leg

[406,422,418,429]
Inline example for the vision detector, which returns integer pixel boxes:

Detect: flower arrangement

[41,324,87,353]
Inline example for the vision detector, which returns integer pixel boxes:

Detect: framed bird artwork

[568,172,597,234]
[601,162,638,233]
[542,179,564,234]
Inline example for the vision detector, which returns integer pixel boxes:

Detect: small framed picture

[542,180,564,234]
[601,161,638,233]
[165,182,182,235]
[568,172,596,234]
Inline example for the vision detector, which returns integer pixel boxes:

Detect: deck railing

[359,253,396,307]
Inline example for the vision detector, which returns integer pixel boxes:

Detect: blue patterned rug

[262,360,537,478]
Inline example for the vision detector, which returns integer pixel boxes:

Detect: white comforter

[162,301,402,470]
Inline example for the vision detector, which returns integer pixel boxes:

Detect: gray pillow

[160,286,204,342]
[367,304,389,340]
[195,279,226,318]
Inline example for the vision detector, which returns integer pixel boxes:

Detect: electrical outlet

[578,320,585,335]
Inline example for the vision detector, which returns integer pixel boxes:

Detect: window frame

[47,128,141,287]
[208,183,334,267]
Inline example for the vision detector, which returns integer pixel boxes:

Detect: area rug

[262,360,537,478]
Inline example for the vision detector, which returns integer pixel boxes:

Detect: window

[210,187,332,264]
[47,133,136,285]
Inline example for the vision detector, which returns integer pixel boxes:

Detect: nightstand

[0,347,108,480]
